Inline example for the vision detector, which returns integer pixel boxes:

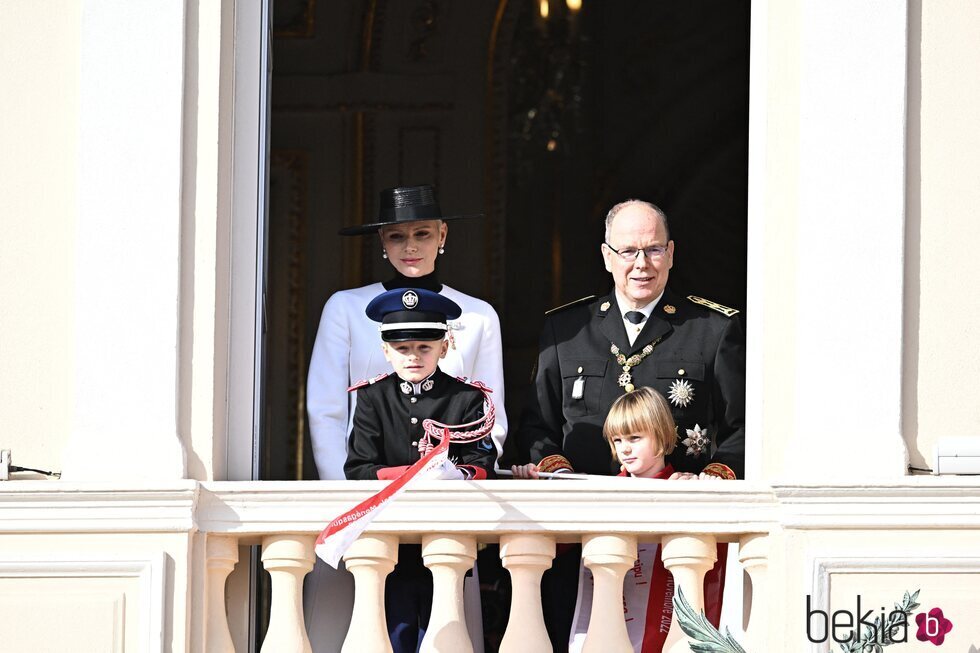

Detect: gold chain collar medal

[610,336,664,393]
[608,300,674,393]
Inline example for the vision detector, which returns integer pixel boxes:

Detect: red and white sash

[315,431,451,568]
[569,542,727,653]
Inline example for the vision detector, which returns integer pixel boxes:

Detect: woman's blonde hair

[602,387,677,457]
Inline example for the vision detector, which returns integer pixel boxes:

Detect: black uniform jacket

[517,288,745,478]
[344,369,496,480]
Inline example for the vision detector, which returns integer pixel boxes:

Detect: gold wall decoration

[270,149,310,480]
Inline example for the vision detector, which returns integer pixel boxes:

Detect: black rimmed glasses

[604,242,669,261]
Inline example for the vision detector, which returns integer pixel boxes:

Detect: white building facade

[3,0,980,650]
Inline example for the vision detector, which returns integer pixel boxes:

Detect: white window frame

[227,0,272,481]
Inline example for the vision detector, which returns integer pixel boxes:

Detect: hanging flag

[315,431,452,568]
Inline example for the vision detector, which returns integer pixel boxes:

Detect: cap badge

[663,304,676,314]
[667,378,695,407]
[682,424,709,457]
[401,290,419,309]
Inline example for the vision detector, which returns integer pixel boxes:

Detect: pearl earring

[438,246,445,255]
[382,250,388,259]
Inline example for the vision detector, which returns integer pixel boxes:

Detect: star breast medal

[682,424,709,457]
[667,378,694,407]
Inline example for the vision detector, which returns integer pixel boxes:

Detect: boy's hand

[667,471,699,480]
[510,463,541,479]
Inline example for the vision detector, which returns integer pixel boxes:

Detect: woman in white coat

[304,184,505,652]
[307,184,507,479]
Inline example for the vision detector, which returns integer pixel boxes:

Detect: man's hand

[666,471,726,480]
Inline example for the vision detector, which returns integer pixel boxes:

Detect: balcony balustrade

[197,478,776,652]
[4,478,980,651]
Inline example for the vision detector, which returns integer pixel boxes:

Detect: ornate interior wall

[266,0,750,479]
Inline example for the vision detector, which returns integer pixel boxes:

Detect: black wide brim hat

[338,184,482,236]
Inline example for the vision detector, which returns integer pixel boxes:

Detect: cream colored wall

[2,575,144,650]
[181,0,238,483]
[753,0,909,481]
[0,0,244,483]
[774,527,980,649]
[751,0,802,481]
[0,3,80,476]
[904,1,980,469]
[0,531,193,651]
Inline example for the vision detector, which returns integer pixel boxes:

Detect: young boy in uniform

[344,287,495,651]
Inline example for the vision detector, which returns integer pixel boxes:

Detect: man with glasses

[516,199,745,480]
[514,199,745,651]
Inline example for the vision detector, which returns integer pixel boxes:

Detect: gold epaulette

[545,295,596,315]
[687,295,739,318]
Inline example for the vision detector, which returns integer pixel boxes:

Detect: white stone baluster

[581,533,637,653]
[260,534,315,653]
[206,535,239,653]
[499,534,555,653]
[661,533,717,653]
[341,535,399,653]
[420,534,476,653]
[739,533,769,652]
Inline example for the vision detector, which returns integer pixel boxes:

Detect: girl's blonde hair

[602,387,677,457]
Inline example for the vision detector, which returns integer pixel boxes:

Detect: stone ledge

[3,479,980,536]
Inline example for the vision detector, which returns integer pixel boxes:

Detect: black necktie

[624,311,645,325]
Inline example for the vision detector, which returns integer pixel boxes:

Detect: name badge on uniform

[572,376,585,400]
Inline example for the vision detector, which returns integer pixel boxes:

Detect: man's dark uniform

[344,369,496,481]
[518,287,745,651]
[518,286,745,479]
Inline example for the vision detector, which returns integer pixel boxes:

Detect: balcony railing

[198,479,777,652]
[5,478,980,651]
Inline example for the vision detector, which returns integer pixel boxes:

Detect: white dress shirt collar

[615,290,664,345]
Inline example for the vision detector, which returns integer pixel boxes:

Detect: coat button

[411,441,418,447]
[410,397,418,403]
[678,369,685,376]
[577,366,583,374]
[410,417,419,424]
